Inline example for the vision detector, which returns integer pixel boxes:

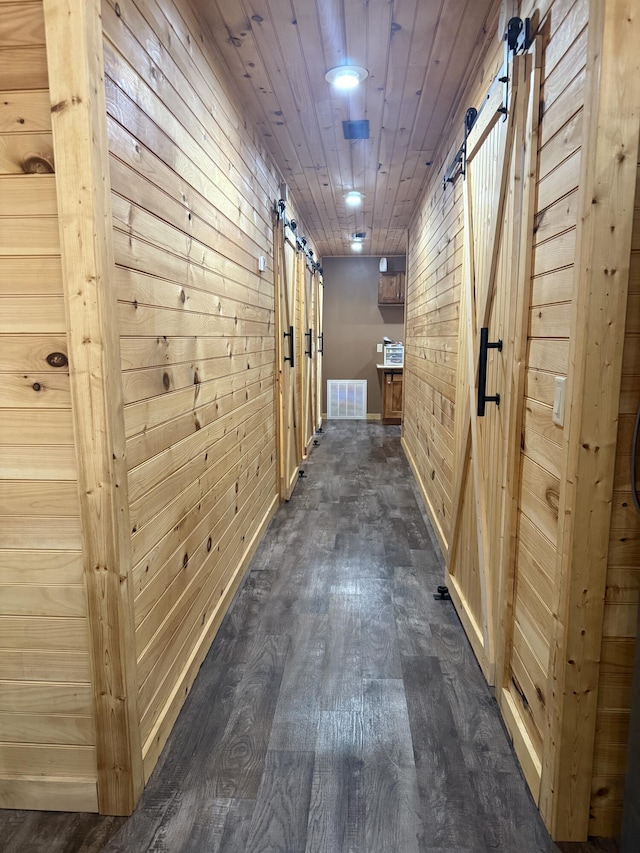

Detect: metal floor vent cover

[327,380,367,419]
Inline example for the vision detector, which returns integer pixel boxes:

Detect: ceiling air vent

[342,120,370,140]
[352,232,366,240]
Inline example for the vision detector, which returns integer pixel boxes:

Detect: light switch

[258,256,267,272]
[553,376,566,427]
[377,343,383,353]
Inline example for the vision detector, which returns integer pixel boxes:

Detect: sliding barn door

[299,258,315,458]
[275,221,300,500]
[315,274,324,430]
[448,51,539,684]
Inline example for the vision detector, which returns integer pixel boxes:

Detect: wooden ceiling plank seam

[290,0,352,246]
[103,1,278,233]
[147,0,283,193]
[406,1,501,246]
[258,0,343,242]
[412,0,481,153]
[202,0,312,187]
[226,0,341,247]
[375,0,441,254]
[421,1,501,154]
[357,0,395,254]
[137,0,324,255]
[134,0,288,209]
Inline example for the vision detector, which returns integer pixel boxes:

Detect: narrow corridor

[1,423,618,853]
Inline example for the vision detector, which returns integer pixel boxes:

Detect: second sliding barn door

[448,50,540,686]
[275,218,300,500]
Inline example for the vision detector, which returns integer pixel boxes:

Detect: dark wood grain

[305,711,365,853]
[362,678,422,853]
[244,750,314,853]
[208,634,289,799]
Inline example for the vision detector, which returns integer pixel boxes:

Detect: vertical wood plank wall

[0,0,98,811]
[100,0,313,781]
[592,139,640,837]
[403,0,638,838]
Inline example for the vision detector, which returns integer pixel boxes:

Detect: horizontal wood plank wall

[591,144,640,837]
[101,0,314,780]
[0,0,97,811]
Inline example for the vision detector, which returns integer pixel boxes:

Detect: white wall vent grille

[327,380,367,419]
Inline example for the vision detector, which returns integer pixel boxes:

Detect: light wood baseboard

[0,776,98,812]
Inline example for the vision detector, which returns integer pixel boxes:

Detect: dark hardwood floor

[1,422,620,852]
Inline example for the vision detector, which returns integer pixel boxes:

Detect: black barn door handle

[477,326,502,417]
[305,328,313,358]
[283,325,295,367]
[318,332,324,355]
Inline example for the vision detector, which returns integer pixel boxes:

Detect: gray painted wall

[322,256,405,415]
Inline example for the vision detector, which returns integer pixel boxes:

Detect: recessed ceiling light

[325,65,369,91]
[351,242,363,252]
[344,191,364,207]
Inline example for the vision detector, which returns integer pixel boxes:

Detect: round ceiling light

[344,191,364,207]
[325,65,369,91]
[351,242,363,252]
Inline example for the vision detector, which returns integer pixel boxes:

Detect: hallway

[0,422,618,853]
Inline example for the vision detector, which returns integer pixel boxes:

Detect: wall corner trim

[539,0,640,840]
[43,0,144,815]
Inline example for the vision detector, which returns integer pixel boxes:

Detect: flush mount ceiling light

[344,191,364,207]
[325,65,369,91]
[350,242,363,252]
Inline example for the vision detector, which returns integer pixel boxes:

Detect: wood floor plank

[243,750,315,853]
[362,678,422,853]
[320,593,363,712]
[402,655,486,850]
[207,634,289,799]
[268,614,327,751]
[304,710,365,853]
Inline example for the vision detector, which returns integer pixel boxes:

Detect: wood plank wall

[592,140,640,837]
[0,0,98,811]
[101,0,313,780]
[404,0,637,838]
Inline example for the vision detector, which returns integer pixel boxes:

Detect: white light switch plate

[553,376,566,427]
[377,343,383,353]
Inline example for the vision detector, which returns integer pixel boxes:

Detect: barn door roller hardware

[477,326,502,417]
[274,198,322,273]
[305,328,313,358]
[500,17,533,120]
[283,325,295,367]
[442,107,477,190]
[442,17,532,190]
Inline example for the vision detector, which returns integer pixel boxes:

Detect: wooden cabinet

[380,368,403,424]
[378,272,405,305]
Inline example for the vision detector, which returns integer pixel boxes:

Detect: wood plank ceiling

[194,0,497,258]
